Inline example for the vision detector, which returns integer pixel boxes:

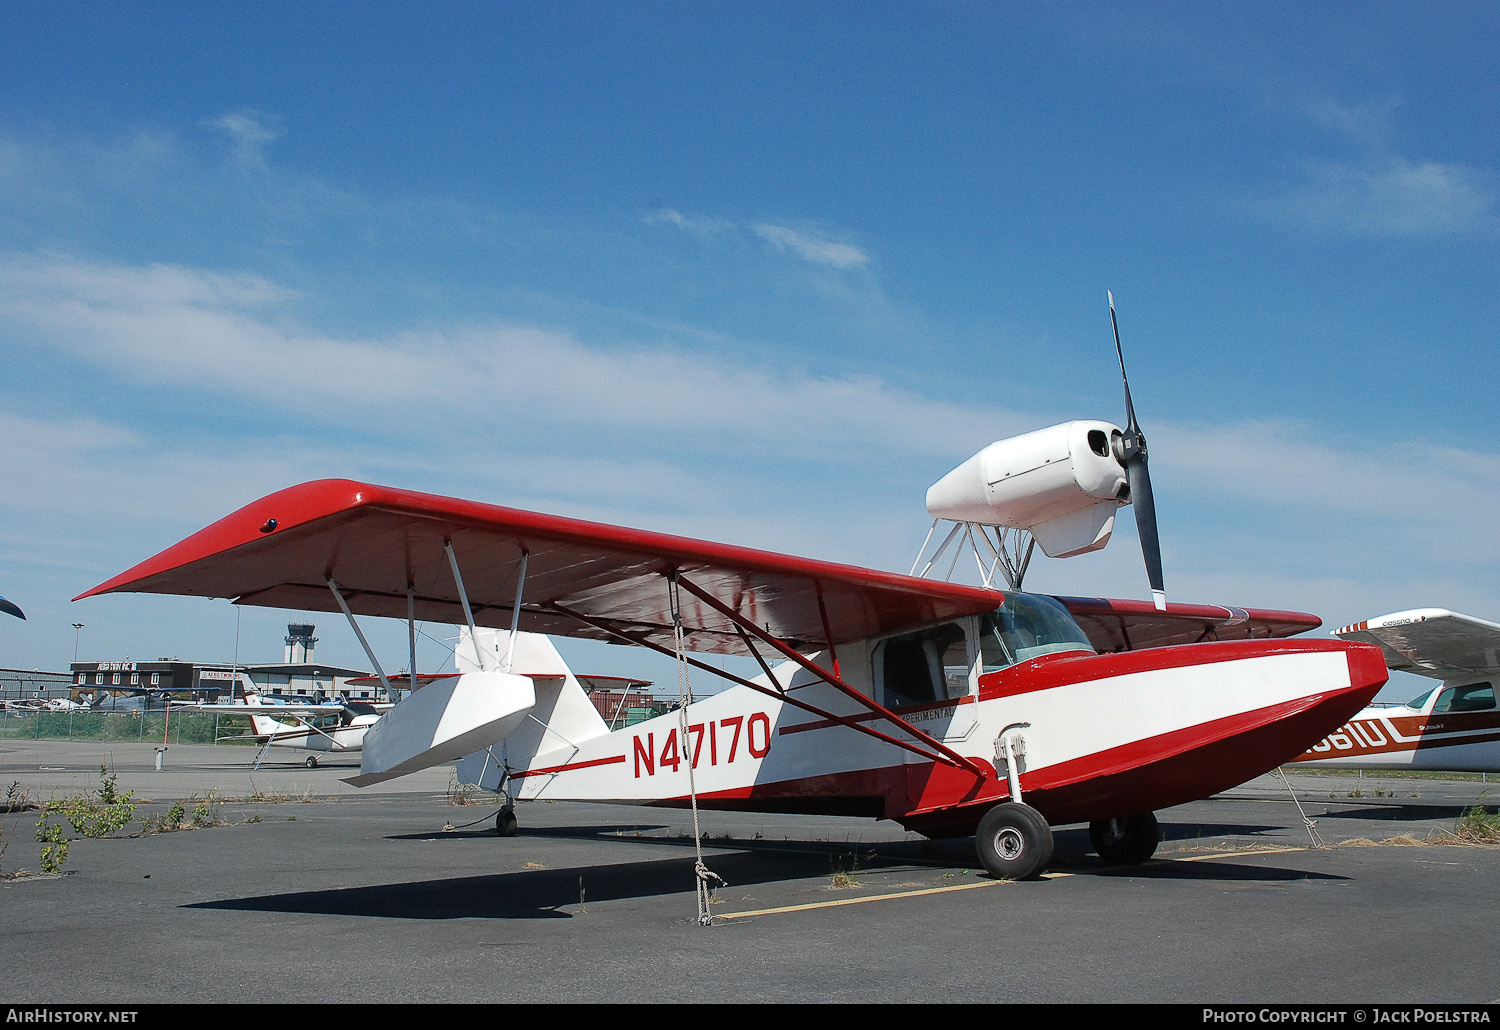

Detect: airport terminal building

[68,623,377,706]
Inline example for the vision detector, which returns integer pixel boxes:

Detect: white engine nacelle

[925,420,1130,558]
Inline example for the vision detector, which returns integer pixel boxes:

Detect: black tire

[495,808,518,837]
[304,755,319,768]
[1089,812,1159,865]
[975,802,1054,880]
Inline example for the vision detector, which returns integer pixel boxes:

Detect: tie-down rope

[670,573,724,925]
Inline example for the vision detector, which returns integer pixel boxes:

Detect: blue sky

[1,2,1496,699]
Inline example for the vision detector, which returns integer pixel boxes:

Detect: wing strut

[406,585,419,695]
[444,541,485,671]
[545,570,990,779]
[503,550,529,673]
[670,574,989,779]
[546,598,979,772]
[328,578,393,696]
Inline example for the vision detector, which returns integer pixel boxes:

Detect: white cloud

[1285,157,1494,235]
[650,205,872,268]
[0,253,1004,460]
[202,110,283,166]
[646,207,732,236]
[751,222,871,268]
[1266,96,1496,235]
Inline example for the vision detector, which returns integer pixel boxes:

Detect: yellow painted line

[714,848,1307,921]
[714,873,1071,921]
[1169,846,1307,863]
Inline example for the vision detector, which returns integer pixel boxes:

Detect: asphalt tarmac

[2,738,1498,1005]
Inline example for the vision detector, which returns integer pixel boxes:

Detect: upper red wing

[1056,595,1321,652]
[76,479,1005,656]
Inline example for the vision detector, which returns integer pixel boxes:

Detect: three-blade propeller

[1108,291,1166,611]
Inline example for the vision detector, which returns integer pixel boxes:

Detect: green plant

[55,769,137,837]
[4,781,35,811]
[32,767,138,872]
[828,849,869,889]
[1454,802,1500,844]
[191,790,222,828]
[36,820,68,874]
[148,801,186,833]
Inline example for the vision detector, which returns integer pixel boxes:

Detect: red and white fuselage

[453,611,1386,834]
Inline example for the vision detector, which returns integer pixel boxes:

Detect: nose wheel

[1089,811,1159,865]
[975,802,1054,880]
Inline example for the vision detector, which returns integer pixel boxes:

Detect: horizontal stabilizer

[345,671,535,787]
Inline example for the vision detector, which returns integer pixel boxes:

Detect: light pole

[72,623,84,663]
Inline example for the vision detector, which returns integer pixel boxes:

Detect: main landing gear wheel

[304,755,319,768]
[495,808,518,837]
[1089,811,1160,866]
[975,802,1054,880]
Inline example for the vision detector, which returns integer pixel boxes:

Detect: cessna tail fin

[235,686,296,739]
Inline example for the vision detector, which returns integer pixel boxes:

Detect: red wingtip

[73,479,378,602]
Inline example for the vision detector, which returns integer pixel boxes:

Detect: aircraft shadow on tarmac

[1305,802,1475,822]
[187,848,910,920]
[1160,821,1285,841]
[187,822,1343,920]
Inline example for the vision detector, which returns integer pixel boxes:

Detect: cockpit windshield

[979,593,1096,672]
[1404,687,1435,711]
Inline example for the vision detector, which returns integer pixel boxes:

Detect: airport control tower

[284,623,317,664]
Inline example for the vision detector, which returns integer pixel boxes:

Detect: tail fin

[453,628,610,790]
[237,684,295,738]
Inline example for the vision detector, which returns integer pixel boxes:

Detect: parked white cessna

[1291,609,1500,772]
[189,688,386,768]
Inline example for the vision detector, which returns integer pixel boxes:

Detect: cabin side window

[874,621,972,708]
[1433,682,1495,714]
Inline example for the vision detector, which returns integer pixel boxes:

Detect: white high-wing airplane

[76,471,1385,880]
[189,690,386,768]
[1290,609,1500,772]
[74,299,1389,882]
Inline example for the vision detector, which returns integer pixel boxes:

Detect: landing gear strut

[975,802,1054,880]
[1089,811,1159,865]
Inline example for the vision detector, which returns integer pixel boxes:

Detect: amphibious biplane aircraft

[74,299,1389,881]
[1291,609,1500,772]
